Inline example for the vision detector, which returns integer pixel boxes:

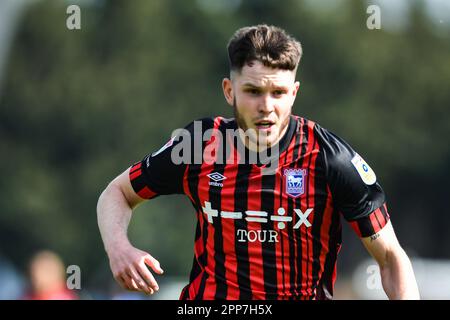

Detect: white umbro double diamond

[207,172,227,182]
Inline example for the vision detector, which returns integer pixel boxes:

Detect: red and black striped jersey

[129,115,390,300]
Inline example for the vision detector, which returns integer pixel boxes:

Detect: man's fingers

[136,262,159,292]
[115,274,132,291]
[129,278,140,292]
[111,252,163,295]
[127,266,153,294]
[119,274,139,291]
[144,255,164,274]
[115,275,128,290]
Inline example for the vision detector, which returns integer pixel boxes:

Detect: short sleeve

[315,124,390,237]
[129,118,214,199]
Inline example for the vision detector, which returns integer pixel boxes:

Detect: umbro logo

[207,172,226,187]
[207,172,226,181]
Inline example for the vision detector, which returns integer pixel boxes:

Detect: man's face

[222,60,300,150]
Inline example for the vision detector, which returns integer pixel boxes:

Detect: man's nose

[258,94,275,114]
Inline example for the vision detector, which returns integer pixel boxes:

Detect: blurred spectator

[0,254,25,299]
[23,250,78,300]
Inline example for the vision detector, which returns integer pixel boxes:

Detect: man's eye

[273,90,285,96]
[245,88,260,95]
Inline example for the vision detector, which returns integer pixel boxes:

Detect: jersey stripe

[246,164,265,299]
[130,162,141,173]
[296,117,310,297]
[316,194,342,300]
[303,120,318,298]
[316,191,336,299]
[204,118,226,299]
[272,118,298,299]
[220,135,240,300]
[182,162,206,300]
[260,170,278,299]
[273,164,284,299]
[233,164,253,299]
[311,136,326,298]
[129,169,141,181]
[286,121,302,299]
[129,163,158,199]
[348,204,390,238]
[312,146,334,299]
[293,117,308,297]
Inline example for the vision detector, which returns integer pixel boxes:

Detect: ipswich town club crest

[284,169,307,198]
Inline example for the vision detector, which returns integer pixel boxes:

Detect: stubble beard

[233,97,291,151]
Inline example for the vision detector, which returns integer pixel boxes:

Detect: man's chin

[254,136,277,150]
[258,131,278,142]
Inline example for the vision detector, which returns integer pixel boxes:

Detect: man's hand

[108,243,164,295]
[97,168,163,295]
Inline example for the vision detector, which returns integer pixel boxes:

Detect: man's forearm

[380,248,420,299]
[97,182,133,254]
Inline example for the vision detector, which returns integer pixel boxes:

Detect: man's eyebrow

[242,83,261,88]
[272,85,289,90]
[242,83,288,90]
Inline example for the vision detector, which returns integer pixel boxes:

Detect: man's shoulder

[296,116,347,150]
[290,115,317,132]
[179,117,236,146]
[290,115,356,163]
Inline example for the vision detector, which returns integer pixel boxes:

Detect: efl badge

[284,169,307,198]
[351,154,377,185]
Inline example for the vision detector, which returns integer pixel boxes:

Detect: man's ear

[293,81,300,97]
[222,78,234,106]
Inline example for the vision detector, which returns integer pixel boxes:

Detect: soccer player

[97,25,420,299]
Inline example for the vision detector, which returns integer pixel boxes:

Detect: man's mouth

[254,120,275,130]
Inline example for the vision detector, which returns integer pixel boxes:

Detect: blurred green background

[0,0,449,299]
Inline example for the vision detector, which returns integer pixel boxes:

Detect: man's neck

[240,120,290,153]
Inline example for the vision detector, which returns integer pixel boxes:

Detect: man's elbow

[97,181,116,212]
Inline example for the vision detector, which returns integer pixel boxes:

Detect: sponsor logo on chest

[201,201,313,243]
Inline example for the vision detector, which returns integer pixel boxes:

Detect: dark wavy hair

[227,24,303,73]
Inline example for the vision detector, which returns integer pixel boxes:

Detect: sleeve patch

[351,153,377,185]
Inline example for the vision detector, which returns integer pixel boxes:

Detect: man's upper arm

[361,220,401,267]
[110,167,145,209]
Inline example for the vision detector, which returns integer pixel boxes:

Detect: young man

[97,25,420,300]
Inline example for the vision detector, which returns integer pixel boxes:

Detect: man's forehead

[233,61,296,86]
